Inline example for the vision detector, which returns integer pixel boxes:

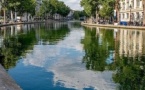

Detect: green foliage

[17,0,36,16]
[81,27,115,71]
[0,30,37,69]
[6,0,36,16]
[0,23,70,69]
[99,0,115,19]
[39,23,70,44]
[73,11,80,20]
[57,1,70,17]
[80,0,115,18]
[80,0,101,16]
[40,0,70,17]
[7,0,20,11]
[112,56,145,90]
[73,10,88,20]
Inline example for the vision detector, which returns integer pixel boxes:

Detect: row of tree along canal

[0,0,71,23]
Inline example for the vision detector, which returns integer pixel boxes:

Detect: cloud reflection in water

[23,29,117,90]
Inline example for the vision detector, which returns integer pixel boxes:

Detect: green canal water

[0,22,145,90]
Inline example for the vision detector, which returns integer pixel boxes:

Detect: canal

[0,22,145,90]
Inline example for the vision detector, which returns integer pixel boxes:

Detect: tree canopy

[40,0,70,17]
[80,0,115,19]
[80,0,101,16]
[7,0,36,16]
[73,10,88,20]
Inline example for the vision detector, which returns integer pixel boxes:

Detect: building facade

[119,0,143,25]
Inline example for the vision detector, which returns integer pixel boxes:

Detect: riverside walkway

[82,22,145,30]
[0,21,45,27]
[0,65,21,90]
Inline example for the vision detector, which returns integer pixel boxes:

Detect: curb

[81,23,145,30]
[0,21,45,27]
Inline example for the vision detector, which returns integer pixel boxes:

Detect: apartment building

[119,0,143,25]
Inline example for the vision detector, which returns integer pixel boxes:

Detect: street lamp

[129,4,132,25]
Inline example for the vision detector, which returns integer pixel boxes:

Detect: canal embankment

[0,21,45,27]
[81,23,145,30]
[0,64,21,90]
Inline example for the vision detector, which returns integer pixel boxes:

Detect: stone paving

[0,65,21,90]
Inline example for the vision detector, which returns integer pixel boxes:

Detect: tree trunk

[89,16,93,24]
[3,9,6,24]
[143,0,145,26]
[96,10,98,24]
[15,10,17,21]
[27,12,28,21]
[115,0,120,24]
[11,10,14,22]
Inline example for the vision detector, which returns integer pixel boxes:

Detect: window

[127,13,129,18]
[127,2,129,9]
[136,12,139,20]
[123,13,125,19]
[131,13,134,19]
[136,0,140,7]
[131,0,134,8]
[122,2,125,10]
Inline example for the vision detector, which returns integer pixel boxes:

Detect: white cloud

[58,0,83,10]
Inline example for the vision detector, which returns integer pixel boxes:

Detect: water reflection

[82,27,115,71]
[1,22,145,90]
[0,22,70,69]
[83,27,145,90]
[113,29,145,90]
[22,24,116,90]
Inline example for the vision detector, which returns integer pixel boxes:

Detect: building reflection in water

[113,28,145,90]
[115,29,145,58]
[83,26,145,89]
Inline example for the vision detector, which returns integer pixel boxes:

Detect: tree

[73,10,88,20]
[57,1,69,17]
[0,0,7,24]
[80,0,115,23]
[99,0,115,20]
[73,11,80,20]
[7,0,20,22]
[17,0,36,17]
[39,0,50,17]
[143,0,145,25]
[80,0,103,23]
[40,0,70,19]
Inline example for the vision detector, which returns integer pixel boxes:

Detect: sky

[59,0,83,10]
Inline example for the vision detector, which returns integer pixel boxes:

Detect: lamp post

[129,4,132,25]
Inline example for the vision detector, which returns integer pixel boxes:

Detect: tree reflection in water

[82,27,145,90]
[0,23,70,70]
[113,56,145,90]
[82,27,115,71]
